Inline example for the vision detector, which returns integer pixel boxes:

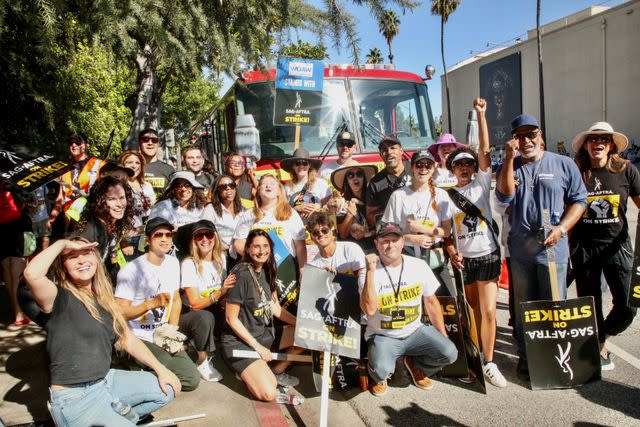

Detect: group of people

[3,96,637,425]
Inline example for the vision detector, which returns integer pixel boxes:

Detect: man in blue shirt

[495,114,587,380]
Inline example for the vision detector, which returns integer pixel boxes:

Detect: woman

[330,165,377,248]
[222,230,300,402]
[119,151,156,234]
[571,121,639,370]
[202,174,245,257]
[443,98,506,387]
[149,171,207,228]
[233,174,306,272]
[428,133,464,188]
[180,220,237,382]
[76,176,134,279]
[23,236,180,426]
[381,150,453,296]
[281,148,331,219]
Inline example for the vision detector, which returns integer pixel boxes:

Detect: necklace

[522,154,544,190]
[382,257,405,301]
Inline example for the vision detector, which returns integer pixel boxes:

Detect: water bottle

[466,110,479,151]
[275,393,305,406]
[111,400,139,423]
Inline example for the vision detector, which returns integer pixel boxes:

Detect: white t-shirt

[433,167,458,188]
[149,199,204,228]
[319,159,360,179]
[442,169,497,258]
[233,207,306,256]
[358,255,439,340]
[285,178,332,202]
[309,241,366,275]
[201,204,243,248]
[115,255,180,342]
[180,257,226,307]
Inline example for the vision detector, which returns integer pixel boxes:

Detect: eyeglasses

[152,231,174,239]
[586,135,613,143]
[217,182,237,191]
[294,160,310,167]
[174,183,193,189]
[226,160,244,167]
[346,170,364,179]
[194,231,215,241]
[414,161,435,170]
[140,136,159,143]
[311,226,331,238]
[453,161,476,168]
[513,129,540,141]
[338,141,356,148]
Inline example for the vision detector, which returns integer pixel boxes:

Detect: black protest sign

[273,90,322,126]
[268,230,300,314]
[0,149,72,191]
[312,352,362,392]
[522,296,600,390]
[629,215,640,308]
[427,296,468,377]
[294,265,361,359]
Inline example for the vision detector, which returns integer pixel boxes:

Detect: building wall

[442,0,640,155]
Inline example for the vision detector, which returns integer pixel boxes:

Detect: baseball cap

[192,219,216,235]
[378,137,402,149]
[145,217,173,236]
[337,131,355,144]
[511,114,540,133]
[376,222,404,238]
[100,161,134,178]
[411,149,436,165]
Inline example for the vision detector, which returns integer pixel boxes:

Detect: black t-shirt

[145,161,176,198]
[194,172,216,190]
[237,175,254,203]
[365,161,411,209]
[222,265,272,342]
[42,287,115,385]
[572,164,640,244]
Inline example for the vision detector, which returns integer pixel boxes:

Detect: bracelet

[558,224,567,236]
[209,292,217,304]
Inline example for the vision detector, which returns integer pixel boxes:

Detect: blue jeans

[510,258,568,359]
[367,324,458,384]
[49,369,174,426]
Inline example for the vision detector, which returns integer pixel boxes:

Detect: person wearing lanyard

[359,222,457,397]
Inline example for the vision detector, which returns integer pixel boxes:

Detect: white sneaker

[197,358,223,382]
[483,362,507,388]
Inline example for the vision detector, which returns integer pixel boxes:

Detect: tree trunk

[536,0,546,138]
[441,18,452,133]
[387,39,394,64]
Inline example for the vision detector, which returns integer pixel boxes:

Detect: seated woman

[180,219,236,382]
[330,165,377,252]
[281,148,331,220]
[23,236,180,426]
[150,171,207,228]
[222,230,301,402]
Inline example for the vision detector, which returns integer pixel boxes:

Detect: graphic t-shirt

[285,178,332,203]
[359,255,439,340]
[433,167,458,188]
[233,207,306,256]
[180,257,227,307]
[149,198,204,227]
[309,241,366,276]
[572,165,640,244]
[319,159,360,179]
[145,161,176,198]
[443,169,497,258]
[115,255,180,342]
[201,204,244,248]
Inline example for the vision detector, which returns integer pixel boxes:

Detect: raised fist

[589,198,611,219]
[473,98,487,114]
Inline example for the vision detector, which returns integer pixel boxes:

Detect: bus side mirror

[234,114,261,161]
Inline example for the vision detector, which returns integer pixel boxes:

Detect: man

[183,146,216,190]
[47,133,105,228]
[115,217,201,391]
[319,131,360,179]
[365,137,411,227]
[496,114,587,380]
[359,222,457,396]
[139,128,175,198]
[225,152,258,207]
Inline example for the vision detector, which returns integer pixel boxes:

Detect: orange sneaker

[404,356,433,390]
[370,379,388,396]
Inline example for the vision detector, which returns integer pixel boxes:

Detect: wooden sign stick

[542,209,561,301]
[232,350,312,363]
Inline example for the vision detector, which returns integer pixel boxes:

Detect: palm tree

[366,48,384,64]
[431,0,461,133]
[378,10,400,64]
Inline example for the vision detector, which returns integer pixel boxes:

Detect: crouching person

[23,236,180,426]
[115,217,201,391]
[360,222,457,396]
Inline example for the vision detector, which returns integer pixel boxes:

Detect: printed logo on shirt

[539,173,554,180]
[252,224,285,238]
[583,194,620,224]
[145,176,166,189]
[454,211,486,239]
[378,283,423,308]
[139,298,170,329]
[379,305,421,329]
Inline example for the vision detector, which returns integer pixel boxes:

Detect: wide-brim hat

[280,148,322,174]
[427,133,465,162]
[330,164,378,191]
[168,171,204,189]
[101,161,134,177]
[571,121,628,153]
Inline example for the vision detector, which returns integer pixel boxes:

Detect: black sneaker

[600,353,615,371]
[516,358,530,381]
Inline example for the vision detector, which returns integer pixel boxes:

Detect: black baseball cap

[411,149,436,165]
[100,161,134,177]
[145,217,173,236]
[192,219,216,235]
[376,222,404,238]
[378,137,402,149]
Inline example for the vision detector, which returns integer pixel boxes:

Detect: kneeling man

[360,222,457,396]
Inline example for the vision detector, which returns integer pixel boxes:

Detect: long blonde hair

[188,231,224,278]
[253,174,292,221]
[51,237,128,347]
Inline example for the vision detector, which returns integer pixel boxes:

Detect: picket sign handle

[295,124,301,149]
[141,413,206,427]
[231,350,312,362]
[542,209,561,301]
[319,351,331,427]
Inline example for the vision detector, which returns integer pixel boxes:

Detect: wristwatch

[558,224,567,237]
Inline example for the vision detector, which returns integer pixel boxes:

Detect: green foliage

[278,39,329,60]
[378,10,400,63]
[366,47,384,64]
[430,0,461,22]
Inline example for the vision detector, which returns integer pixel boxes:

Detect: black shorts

[220,328,275,375]
[462,249,501,285]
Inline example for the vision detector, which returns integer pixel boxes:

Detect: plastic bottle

[275,393,305,406]
[111,400,139,423]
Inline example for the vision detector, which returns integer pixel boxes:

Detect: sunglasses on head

[414,161,434,170]
[174,182,193,189]
[586,134,613,143]
[312,226,332,238]
[217,182,237,191]
[338,140,356,148]
[141,136,159,143]
[294,159,310,167]
[513,129,540,141]
[346,170,364,179]
[152,231,174,239]
[194,231,215,241]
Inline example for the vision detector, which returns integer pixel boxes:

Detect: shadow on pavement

[381,402,469,426]
[577,379,640,420]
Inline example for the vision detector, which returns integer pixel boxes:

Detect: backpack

[0,183,25,224]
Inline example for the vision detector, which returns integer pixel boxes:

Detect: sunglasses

[294,159,310,167]
[453,160,476,168]
[226,160,244,167]
[217,182,237,191]
[174,182,193,189]
[414,161,435,170]
[194,231,215,241]
[513,129,540,141]
[311,226,331,238]
[69,140,86,146]
[338,141,356,148]
[346,170,364,179]
[140,136,160,143]
[152,231,174,239]
[586,135,613,143]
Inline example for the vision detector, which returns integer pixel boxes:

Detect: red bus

[203,64,437,178]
